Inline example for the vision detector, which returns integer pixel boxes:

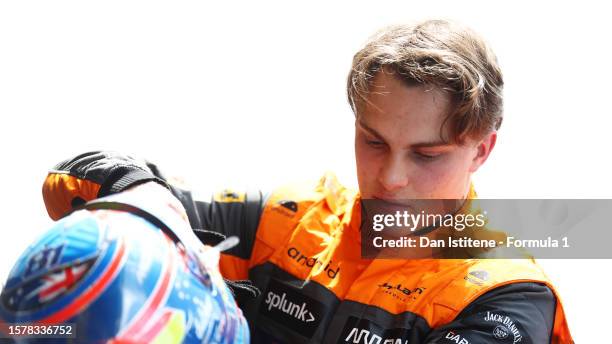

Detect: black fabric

[321,300,432,343]
[189,228,261,305]
[423,282,556,343]
[170,185,267,260]
[226,279,261,309]
[189,227,262,304]
[101,167,162,196]
[245,263,343,344]
[245,263,556,344]
[52,151,168,197]
[245,263,434,344]
[70,196,86,208]
[192,228,227,246]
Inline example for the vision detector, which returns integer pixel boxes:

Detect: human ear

[469,131,497,173]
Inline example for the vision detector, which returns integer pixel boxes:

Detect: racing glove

[42,150,260,302]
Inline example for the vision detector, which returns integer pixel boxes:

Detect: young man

[42,20,573,343]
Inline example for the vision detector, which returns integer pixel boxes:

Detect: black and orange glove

[42,151,168,220]
[42,151,260,302]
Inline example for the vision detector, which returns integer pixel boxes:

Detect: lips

[372,195,412,207]
[369,196,416,215]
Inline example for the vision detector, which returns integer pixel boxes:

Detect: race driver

[41,20,573,343]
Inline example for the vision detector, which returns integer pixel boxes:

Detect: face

[355,70,496,200]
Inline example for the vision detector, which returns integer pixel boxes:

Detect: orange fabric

[219,253,249,280]
[249,173,574,342]
[552,298,573,344]
[250,179,320,268]
[42,173,101,220]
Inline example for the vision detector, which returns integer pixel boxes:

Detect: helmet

[0,190,249,343]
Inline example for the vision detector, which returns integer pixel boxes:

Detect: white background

[1,1,610,342]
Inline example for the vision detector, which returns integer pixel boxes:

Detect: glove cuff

[99,167,168,197]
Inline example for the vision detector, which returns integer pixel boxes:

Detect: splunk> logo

[265,290,315,323]
[259,278,328,338]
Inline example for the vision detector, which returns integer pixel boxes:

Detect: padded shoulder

[256,173,356,248]
[426,258,553,327]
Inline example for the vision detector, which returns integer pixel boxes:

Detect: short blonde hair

[347,20,504,143]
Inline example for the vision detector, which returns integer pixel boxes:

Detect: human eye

[413,151,440,161]
[365,138,386,149]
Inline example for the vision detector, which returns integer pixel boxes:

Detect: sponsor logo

[273,200,298,217]
[445,330,470,344]
[493,325,510,340]
[464,270,489,286]
[340,317,410,344]
[378,282,426,303]
[484,311,523,343]
[24,245,64,277]
[259,278,327,338]
[279,200,298,212]
[287,247,340,279]
[265,291,316,323]
[213,189,245,203]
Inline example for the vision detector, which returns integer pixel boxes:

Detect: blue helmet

[0,189,250,343]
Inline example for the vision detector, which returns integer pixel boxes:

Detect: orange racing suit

[42,151,574,343]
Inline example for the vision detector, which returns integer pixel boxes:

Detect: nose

[377,154,410,193]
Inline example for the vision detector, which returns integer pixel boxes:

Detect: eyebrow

[357,119,452,149]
